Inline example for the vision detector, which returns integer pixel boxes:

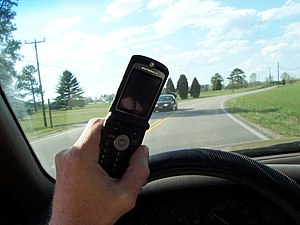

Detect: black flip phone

[99,55,169,179]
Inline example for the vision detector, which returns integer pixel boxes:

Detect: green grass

[226,82,300,137]
[19,103,110,140]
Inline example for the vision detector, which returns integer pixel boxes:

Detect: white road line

[221,99,269,140]
[31,127,85,144]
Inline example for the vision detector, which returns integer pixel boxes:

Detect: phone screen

[117,68,162,118]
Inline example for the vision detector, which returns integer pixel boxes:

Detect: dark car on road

[155,94,178,112]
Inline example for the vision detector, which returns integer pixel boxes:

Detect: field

[19,103,110,139]
[226,82,300,137]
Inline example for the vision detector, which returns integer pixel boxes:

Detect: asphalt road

[31,88,271,177]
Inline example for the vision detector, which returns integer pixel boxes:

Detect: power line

[25,38,47,128]
[279,65,300,71]
[18,58,122,78]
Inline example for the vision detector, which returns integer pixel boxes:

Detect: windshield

[1,0,299,178]
[158,95,173,102]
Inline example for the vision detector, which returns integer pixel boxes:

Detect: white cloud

[255,39,268,45]
[147,0,176,9]
[200,39,251,53]
[256,21,300,62]
[239,19,300,81]
[261,43,286,60]
[100,0,142,22]
[44,16,81,34]
[208,56,220,63]
[160,38,251,75]
[163,45,172,51]
[258,0,300,21]
[150,0,258,40]
[283,22,300,39]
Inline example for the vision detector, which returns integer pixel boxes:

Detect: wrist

[49,210,115,225]
[49,212,79,225]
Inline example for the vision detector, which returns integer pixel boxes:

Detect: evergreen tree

[55,70,84,109]
[166,78,176,92]
[0,0,21,92]
[190,77,201,98]
[177,74,188,99]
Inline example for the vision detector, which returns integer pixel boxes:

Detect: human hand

[49,118,150,225]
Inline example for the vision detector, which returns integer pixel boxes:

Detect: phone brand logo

[141,66,158,75]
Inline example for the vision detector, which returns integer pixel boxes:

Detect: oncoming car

[1,1,300,225]
[154,94,178,112]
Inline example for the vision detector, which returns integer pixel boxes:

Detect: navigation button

[114,134,130,151]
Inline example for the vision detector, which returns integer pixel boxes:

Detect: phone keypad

[99,120,146,179]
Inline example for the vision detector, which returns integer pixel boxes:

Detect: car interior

[0,0,300,225]
[1,86,300,224]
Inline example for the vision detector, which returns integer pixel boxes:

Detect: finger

[54,148,70,180]
[75,118,104,147]
[120,145,150,196]
[73,118,104,160]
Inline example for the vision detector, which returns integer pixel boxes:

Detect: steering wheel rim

[148,148,300,224]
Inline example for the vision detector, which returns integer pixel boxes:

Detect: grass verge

[19,103,110,140]
[226,82,300,137]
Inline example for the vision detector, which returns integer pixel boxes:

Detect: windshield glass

[1,0,299,178]
[158,95,173,102]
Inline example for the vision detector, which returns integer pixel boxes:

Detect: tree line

[166,75,201,99]
[13,63,299,115]
[165,68,248,99]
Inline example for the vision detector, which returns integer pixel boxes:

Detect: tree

[201,84,211,92]
[55,70,84,109]
[281,71,297,84]
[16,65,39,112]
[177,74,188,99]
[211,73,223,91]
[190,77,201,98]
[0,0,21,92]
[227,68,246,92]
[166,77,177,97]
[249,73,257,83]
[166,78,176,92]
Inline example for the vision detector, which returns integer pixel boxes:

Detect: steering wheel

[148,148,300,224]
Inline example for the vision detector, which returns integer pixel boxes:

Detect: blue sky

[13,0,300,100]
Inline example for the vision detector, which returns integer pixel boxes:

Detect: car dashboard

[115,161,300,225]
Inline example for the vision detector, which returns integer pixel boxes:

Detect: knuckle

[57,147,82,169]
[118,191,136,211]
[66,147,82,163]
[88,118,104,126]
[54,148,68,165]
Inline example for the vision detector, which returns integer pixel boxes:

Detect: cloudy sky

[13,0,300,100]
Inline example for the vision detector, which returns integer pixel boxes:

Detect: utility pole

[277,61,280,87]
[268,67,272,84]
[25,38,47,128]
